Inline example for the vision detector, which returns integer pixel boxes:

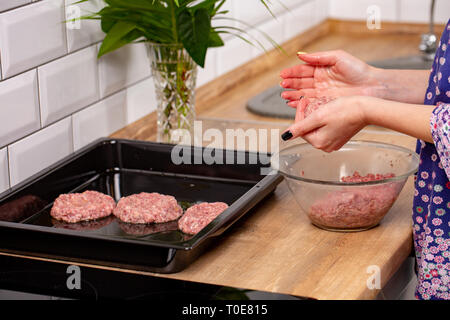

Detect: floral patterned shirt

[413,20,450,300]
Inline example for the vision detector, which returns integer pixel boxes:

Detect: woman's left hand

[283,96,368,152]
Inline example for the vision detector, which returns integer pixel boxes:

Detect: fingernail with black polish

[281,130,293,141]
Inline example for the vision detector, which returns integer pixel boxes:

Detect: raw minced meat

[113,192,183,224]
[304,96,335,118]
[50,190,116,223]
[341,171,395,183]
[308,172,401,230]
[178,202,229,235]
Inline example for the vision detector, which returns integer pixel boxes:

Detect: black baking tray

[0,138,282,273]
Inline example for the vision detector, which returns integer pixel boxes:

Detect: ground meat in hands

[304,96,335,118]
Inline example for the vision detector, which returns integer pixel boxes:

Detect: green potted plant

[77,0,281,143]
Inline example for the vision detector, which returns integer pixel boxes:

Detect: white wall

[329,0,450,24]
[0,0,153,188]
[0,0,327,191]
[198,0,328,86]
[398,0,450,24]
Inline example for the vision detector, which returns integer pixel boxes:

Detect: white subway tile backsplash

[250,15,286,58]
[0,70,40,147]
[72,90,127,150]
[0,148,9,194]
[212,0,236,41]
[98,43,151,98]
[314,0,329,24]
[0,0,31,12]
[65,0,104,52]
[283,1,315,42]
[399,0,450,25]
[197,48,218,88]
[0,0,67,78]
[38,45,99,126]
[272,0,310,15]
[126,77,156,125]
[8,117,73,186]
[233,0,273,27]
[216,37,253,76]
[328,0,397,22]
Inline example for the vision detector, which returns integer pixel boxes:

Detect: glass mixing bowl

[270,141,419,232]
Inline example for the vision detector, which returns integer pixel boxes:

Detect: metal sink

[369,55,433,70]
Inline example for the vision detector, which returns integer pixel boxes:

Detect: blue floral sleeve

[412,20,450,300]
[431,102,450,179]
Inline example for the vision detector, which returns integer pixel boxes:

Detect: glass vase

[146,43,198,144]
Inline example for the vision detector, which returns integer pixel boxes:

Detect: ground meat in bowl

[50,190,116,223]
[341,171,395,183]
[308,172,401,230]
[113,192,183,224]
[178,202,229,235]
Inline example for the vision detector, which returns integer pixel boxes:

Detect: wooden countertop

[107,20,430,299]
[1,19,435,300]
[109,119,417,300]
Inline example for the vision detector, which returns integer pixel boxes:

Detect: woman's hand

[281,96,435,151]
[280,50,382,107]
[282,96,368,152]
[280,50,430,105]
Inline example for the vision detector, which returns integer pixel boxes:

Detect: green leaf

[98,21,137,57]
[208,30,224,47]
[104,0,162,10]
[100,16,116,33]
[77,0,282,60]
[177,8,211,67]
[189,0,218,14]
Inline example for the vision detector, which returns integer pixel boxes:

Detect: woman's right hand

[280,50,384,107]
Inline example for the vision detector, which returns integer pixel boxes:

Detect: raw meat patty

[113,192,183,224]
[50,190,116,223]
[52,215,114,231]
[178,202,229,235]
[304,96,334,117]
[118,220,178,236]
[308,172,401,229]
